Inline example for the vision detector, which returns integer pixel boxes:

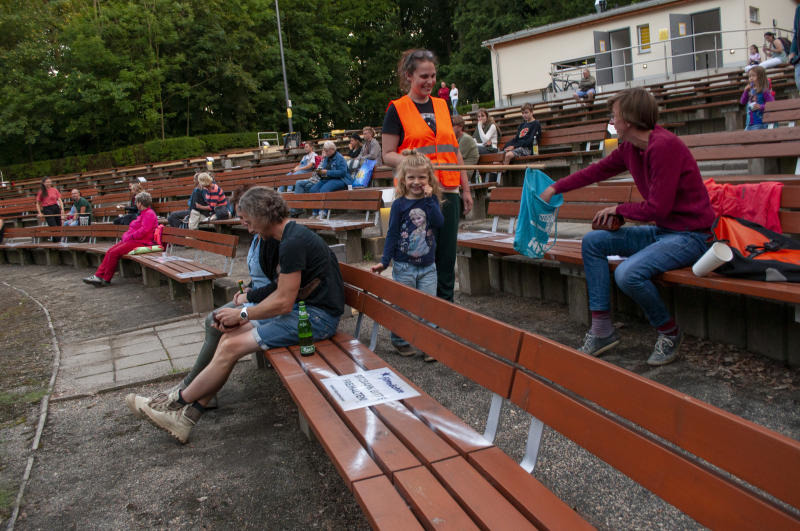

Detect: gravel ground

[1,240,798,529]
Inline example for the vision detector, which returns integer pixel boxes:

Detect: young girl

[741,66,774,130]
[748,44,761,66]
[372,149,444,360]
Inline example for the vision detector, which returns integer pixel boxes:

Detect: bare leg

[181,322,259,405]
[503,150,515,164]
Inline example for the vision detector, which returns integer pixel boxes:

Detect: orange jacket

[391,95,461,188]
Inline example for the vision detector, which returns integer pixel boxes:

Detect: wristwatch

[240,307,249,321]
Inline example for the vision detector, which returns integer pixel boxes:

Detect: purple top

[122,208,157,245]
[552,126,714,231]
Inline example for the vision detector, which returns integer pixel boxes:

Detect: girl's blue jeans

[582,226,709,327]
[390,262,437,347]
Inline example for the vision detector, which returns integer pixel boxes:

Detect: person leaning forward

[540,88,714,367]
[129,187,344,444]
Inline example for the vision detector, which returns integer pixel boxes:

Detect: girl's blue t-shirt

[381,196,444,267]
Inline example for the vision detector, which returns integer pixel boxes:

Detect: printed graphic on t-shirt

[420,112,436,134]
[518,127,530,139]
[399,208,434,263]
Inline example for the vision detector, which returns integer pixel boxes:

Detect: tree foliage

[0,0,638,167]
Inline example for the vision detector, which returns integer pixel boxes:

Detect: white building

[482,0,797,106]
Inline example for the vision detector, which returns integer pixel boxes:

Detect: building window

[638,24,651,53]
[749,6,760,24]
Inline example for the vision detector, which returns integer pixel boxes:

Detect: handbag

[352,159,376,188]
[513,169,563,258]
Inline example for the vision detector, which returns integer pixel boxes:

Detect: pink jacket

[704,179,784,232]
[122,208,157,245]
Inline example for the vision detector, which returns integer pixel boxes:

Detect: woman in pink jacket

[83,191,158,287]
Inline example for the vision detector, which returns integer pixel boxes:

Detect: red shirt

[36,187,61,207]
[552,126,715,231]
[437,87,450,100]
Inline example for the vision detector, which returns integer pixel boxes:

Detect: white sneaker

[140,390,199,444]
[125,392,167,419]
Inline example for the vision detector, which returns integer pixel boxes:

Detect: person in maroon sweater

[540,88,714,366]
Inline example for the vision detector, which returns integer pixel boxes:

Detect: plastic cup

[692,242,733,277]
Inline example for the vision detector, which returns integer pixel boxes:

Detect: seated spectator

[748,44,761,66]
[573,68,596,104]
[502,103,541,164]
[741,66,774,130]
[452,115,479,182]
[188,172,229,229]
[35,177,64,241]
[539,88,715,367]
[63,189,92,226]
[346,133,363,175]
[293,140,350,219]
[82,192,157,287]
[167,173,206,228]
[113,182,145,225]
[358,126,382,166]
[473,108,499,155]
[746,32,787,72]
[281,142,319,193]
[127,187,343,444]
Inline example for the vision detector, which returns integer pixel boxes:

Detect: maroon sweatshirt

[552,126,714,231]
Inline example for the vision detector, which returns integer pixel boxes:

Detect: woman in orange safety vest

[381,49,473,302]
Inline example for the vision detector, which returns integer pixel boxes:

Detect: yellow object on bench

[128,245,164,255]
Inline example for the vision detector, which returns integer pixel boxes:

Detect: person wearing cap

[346,134,363,175]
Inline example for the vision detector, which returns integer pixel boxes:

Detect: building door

[692,9,722,70]
[594,31,612,85]
[609,28,633,83]
[670,13,694,74]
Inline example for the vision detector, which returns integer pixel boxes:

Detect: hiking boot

[82,274,104,286]
[392,343,416,357]
[578,331,620,357]
[647,331,684,367]
[125,392,168,419]
[140,390,200,444]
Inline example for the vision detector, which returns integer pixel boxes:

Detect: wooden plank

[467,447,592,530]
[509,371,800,529]
[681,127,800,147]
[393,466,479,530]
[265,348,384,489]
[517,332,800,512]
[351,476,424,531]
[691,141,800,161]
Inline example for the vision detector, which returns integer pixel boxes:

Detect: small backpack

[154,224,164,246]
[712,216,800,282]
[778,37,793,55]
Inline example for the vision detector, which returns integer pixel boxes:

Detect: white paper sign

[458,232,492,241]
[176,269,211,279]
[321,368,420,411]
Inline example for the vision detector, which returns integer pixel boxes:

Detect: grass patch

[0,388,48,407]
[0,485,18,518]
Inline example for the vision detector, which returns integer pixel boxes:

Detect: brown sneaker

[140,390,200,444]
[392,343,416,357]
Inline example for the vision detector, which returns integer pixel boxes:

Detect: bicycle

[548,71,580,98]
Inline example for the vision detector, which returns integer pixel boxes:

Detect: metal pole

[275,0,293,133]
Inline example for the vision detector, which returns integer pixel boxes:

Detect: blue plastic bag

[352,159,376,188]
[513,169,563,258]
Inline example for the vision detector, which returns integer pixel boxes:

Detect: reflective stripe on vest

[392,95,461,187]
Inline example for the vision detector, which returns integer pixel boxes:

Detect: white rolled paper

[692,241,733,277]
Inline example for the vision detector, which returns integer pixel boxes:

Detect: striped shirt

[202,183,228,208]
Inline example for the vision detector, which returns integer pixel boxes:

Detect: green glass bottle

[298,301,315,356]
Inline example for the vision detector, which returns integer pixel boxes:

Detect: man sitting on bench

[502,103,541,165]
[132,187,344,443]
[540,88,714,366]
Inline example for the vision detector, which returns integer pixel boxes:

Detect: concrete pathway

[55,316,205,398]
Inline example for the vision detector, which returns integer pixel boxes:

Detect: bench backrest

[161,226,238,258]
[487,186,633,223]
[285,189,383,212]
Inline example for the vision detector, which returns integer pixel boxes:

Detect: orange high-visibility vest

[391,95,461,188]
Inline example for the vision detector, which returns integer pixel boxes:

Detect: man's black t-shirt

[248,221,344,317]
[382,99,436,146]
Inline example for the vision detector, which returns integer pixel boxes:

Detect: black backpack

[778,37,793,55]
[712,216,800,282]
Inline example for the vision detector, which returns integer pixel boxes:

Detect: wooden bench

[764,97,800,126]
[457,184,800,359]
[0,225,237,312]
[263,262,800,527]
[210,188,385,263]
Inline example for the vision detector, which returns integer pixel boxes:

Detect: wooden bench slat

[351,476,424,531]
[509,370,799,530]
[431,456,536,530]
[266,347,384,488]
[393,466,480,530]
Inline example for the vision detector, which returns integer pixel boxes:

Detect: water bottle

[298,301,315,356]
[533,137,539,156]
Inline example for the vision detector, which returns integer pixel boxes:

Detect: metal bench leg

[482,393,504,443]
[368,321,379,352]
[519,415,545,473]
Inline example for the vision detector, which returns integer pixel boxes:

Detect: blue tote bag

[513,169,563,259]
[352,159,376,188]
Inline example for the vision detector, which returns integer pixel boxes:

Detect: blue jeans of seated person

[582,226,708,328]
[390,262,437,347]
[745,123,768,130]
[251,303,341,350]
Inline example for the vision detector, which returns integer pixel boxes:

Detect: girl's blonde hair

[395,149,441,200]
[749,65,768,93]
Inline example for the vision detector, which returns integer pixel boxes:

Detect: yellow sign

[287,108,293,119]
[658,28,669,41]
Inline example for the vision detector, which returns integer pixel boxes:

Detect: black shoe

[82,275,104,286]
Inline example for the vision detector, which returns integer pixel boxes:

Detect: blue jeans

[582,226,709,327]
[390,262,437,347]
[794,63,800,92]
[745,123,768,130]
[251,304,341,350]
[293,179,315,194]
[309,179,347,194]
